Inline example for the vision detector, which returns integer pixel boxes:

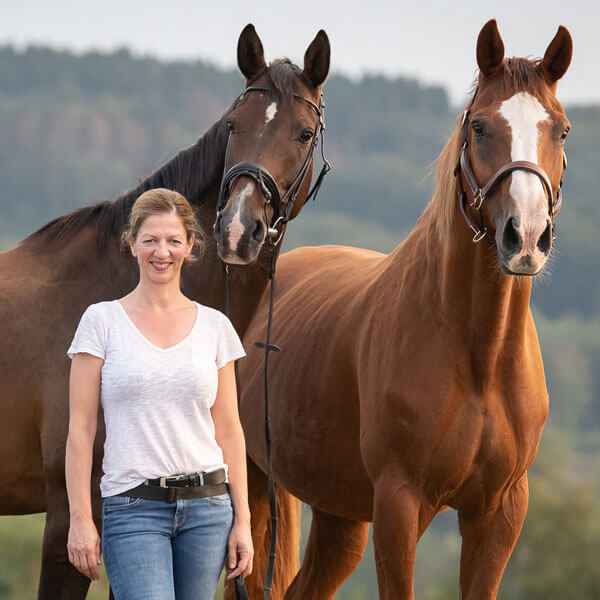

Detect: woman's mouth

[150,261,171,271]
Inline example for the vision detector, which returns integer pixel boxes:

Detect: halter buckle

[470,190,485,210]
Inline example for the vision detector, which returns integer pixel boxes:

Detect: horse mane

[24,109,231,248]
[429,56,548,243]
[429,122,462,243]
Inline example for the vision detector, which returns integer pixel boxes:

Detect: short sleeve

[67,304,107,360]
[216,314,246,368]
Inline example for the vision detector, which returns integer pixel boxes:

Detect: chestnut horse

[238,20,572,599]
[0,24,329,599]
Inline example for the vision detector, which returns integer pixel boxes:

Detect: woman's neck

[123,278,191,311]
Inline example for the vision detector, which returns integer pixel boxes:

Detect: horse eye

[226,119,234,132]
[559,129,569,143]
[299,129,314,143]
[471,121,485,137]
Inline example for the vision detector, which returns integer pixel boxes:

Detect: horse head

[458,19,572,275]
[214,24,330,265]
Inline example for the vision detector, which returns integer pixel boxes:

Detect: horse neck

[440,208,533,381]
[384,203,533,386]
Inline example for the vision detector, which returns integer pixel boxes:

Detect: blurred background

[1,1,599,598]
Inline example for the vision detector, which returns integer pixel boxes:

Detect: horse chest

[446,390,546,506]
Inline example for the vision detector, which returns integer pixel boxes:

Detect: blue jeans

[102,493,233,600]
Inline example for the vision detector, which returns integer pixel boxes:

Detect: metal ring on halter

[266,216,286,246]
[472,228,487,243]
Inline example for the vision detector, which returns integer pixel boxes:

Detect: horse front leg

[372,474,435,600]
[457,476,529,599]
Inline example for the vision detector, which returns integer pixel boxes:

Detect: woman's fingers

[226,542,253,579]
[85,552,100,581]
[67,519,101,580]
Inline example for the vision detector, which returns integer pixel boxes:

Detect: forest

[0,45,599,598]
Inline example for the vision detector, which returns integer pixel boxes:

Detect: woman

[65,188,252,599]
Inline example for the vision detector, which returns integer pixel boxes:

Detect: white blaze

[498,92,550,216]
[227,182,254,251]
[265,102,278,125]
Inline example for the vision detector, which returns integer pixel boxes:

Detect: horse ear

[476,19,505,78]
[237,24,267,81]
[303,30,330,88]
[540,26,573,83]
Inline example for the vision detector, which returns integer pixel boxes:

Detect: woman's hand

[226,520,254,580]
[67,515,102,581]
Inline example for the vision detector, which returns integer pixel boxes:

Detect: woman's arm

[65,352,103,581]
[211,360,253,579]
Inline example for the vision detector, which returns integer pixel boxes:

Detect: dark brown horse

[237,20,572,599]
[0,24,329,599]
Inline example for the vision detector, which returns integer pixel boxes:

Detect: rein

[454,86,566,244]
[219,84,330,600]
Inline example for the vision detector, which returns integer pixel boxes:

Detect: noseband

[454,86,566,244]
[216,86,331,244]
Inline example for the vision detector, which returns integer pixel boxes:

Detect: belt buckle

[159,476,168,488]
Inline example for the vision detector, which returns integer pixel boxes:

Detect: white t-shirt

[67,300,246,497]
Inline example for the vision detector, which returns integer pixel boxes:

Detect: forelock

[266,59,304,99]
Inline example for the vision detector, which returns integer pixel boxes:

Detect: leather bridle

[454,86,566,244]
[216,86,330,245]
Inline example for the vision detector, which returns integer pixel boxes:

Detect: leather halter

[216,85,330,244]
[454,86,566,244]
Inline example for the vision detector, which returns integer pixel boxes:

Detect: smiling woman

[65,188,253,599]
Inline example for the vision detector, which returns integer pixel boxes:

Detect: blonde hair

[122,188,204,265]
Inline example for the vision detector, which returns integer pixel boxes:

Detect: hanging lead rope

[254,249,281,600]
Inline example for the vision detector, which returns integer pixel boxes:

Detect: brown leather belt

[117,469,228,503]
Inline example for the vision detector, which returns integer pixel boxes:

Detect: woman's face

[130,211,194,284]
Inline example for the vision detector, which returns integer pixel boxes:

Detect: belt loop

[199,471,205,486]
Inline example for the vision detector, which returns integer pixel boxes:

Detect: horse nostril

[252,220,265,242]
[502,217,522,255]
[537,221,553,255]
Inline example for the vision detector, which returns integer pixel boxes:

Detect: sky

[1,0,595,106]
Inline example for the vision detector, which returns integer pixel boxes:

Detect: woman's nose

[154,240,170,257]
